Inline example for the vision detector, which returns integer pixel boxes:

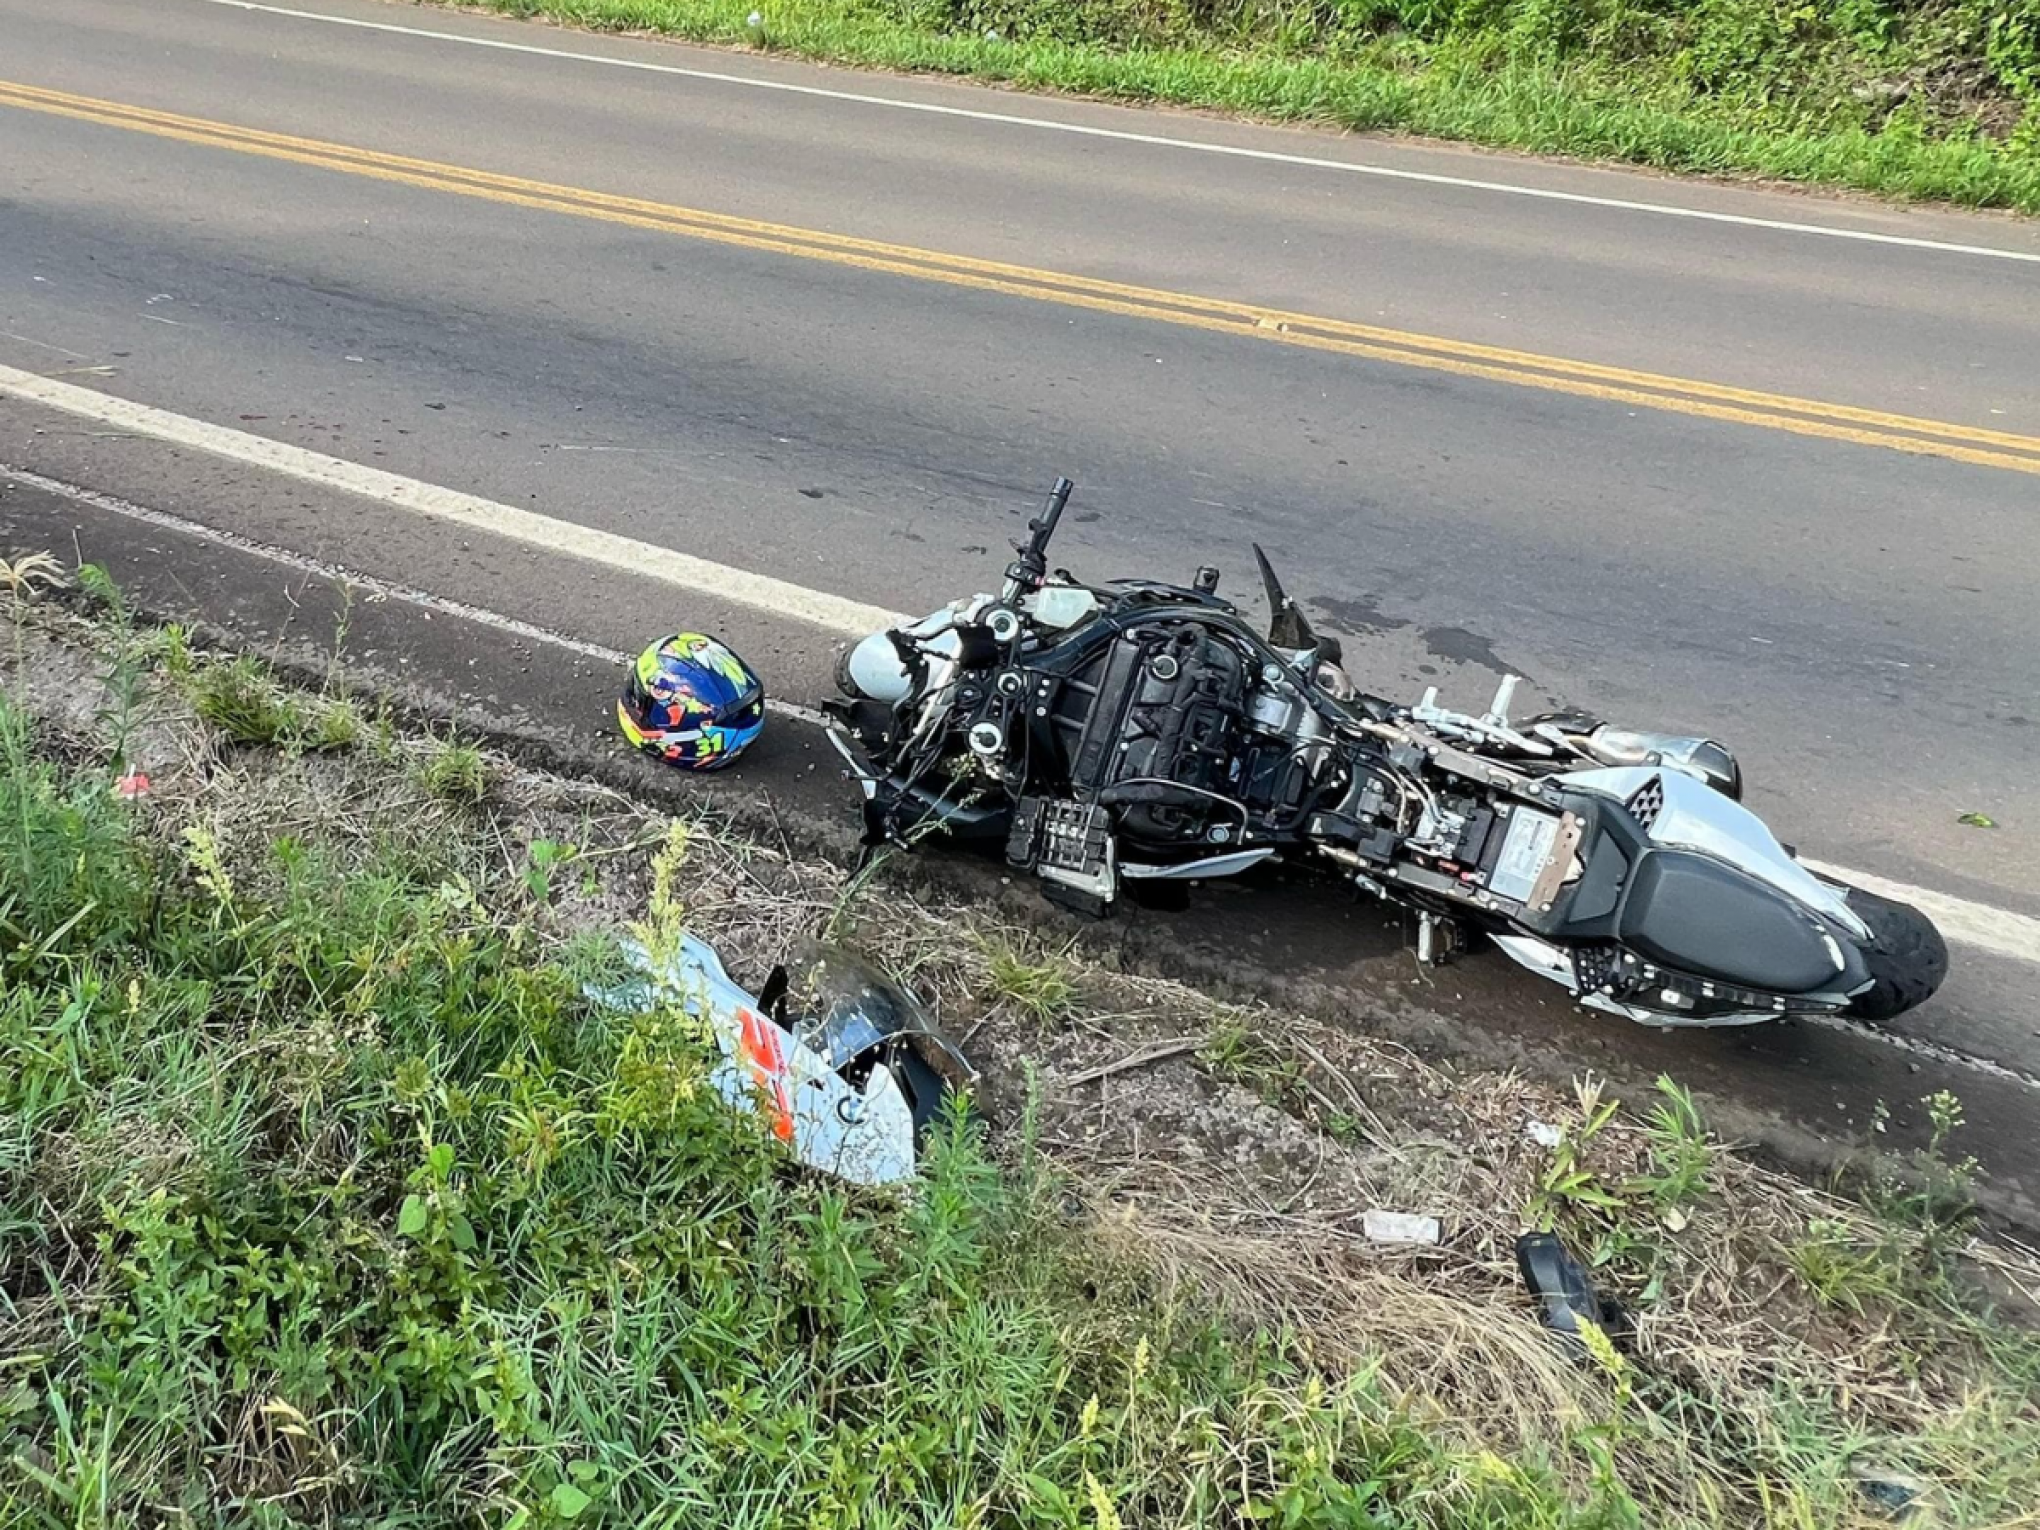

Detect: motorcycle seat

[1617,849,1841,995]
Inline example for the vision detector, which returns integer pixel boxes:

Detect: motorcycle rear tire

[1839,885,1949,1022]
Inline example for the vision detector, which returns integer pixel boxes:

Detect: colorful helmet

[618,633,765,771]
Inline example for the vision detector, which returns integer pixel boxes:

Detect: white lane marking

[0,363,911,637]
[3,365,2035,965]
[0,462,832,728]
[21,472,2035,1105]
[1804,858,2040,969]
[192,0,2040,266]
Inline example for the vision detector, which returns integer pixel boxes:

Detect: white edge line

[1803,858,2040,969]
[9,472,2040,1096]
[0,460,832,729]
[1799,1011,2040,1092]
[0,363,910,638]
[2,365,2035,966]
[193,0,2040,266]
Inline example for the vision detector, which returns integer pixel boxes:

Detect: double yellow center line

[6,77,2038,477]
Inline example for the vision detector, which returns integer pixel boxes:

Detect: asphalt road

[3,0,2037,1202]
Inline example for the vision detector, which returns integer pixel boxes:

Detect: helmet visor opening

[713,689,765,728]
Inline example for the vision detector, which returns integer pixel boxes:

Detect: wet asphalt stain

[1308,595,1517,680]
[1421,624,1508,674]
[1306,592,1411,634]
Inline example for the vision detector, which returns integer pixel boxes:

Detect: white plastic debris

[1526,1119,1563,1149]
[585,934,972,1187]
[1362,1210,1442,1246]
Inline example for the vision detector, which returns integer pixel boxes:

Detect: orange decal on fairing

[736,1007,796,1140]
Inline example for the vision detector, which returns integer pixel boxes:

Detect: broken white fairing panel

[587,934,963,1186]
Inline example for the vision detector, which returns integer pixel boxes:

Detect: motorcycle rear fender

[1558,767,1866,937]
[1520,794,1871,999]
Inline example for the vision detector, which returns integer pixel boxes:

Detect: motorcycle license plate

[1489,808,1561,904]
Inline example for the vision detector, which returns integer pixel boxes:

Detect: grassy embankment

[2,559,2038,1525]
[447,0,2040,211]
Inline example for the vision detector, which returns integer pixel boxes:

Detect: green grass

[1628,1075,1715,1212]
[1788,1218,1906,1314]
[413,731,492,804]
[0,690,1625,1528]
[7,611,2040,1526]
[983,939,1078,1022]
[1197,1015,1307,1109]
[185,654,361,753]
[441,0,2040,212]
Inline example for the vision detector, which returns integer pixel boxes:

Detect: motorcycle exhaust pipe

[1582,727,1743,800]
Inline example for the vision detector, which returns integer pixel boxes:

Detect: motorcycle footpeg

[1416,911,1465,966]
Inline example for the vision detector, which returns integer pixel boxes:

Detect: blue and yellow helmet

[618,633,765,771]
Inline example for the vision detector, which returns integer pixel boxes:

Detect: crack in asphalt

[1804,1013,2040,1093]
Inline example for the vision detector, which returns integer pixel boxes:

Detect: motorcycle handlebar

[1002,475,1075,602]
[1032,477,1074,550]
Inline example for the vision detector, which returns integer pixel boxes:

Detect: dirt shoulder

[4,568,2038,1523]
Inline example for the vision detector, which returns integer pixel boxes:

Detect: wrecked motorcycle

[824,477,1948,1027]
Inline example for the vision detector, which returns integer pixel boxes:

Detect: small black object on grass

[1516,1231,1629,1351]
[1856,1474,1922,1518]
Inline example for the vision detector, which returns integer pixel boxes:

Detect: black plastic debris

[1853,1469,1926,1519]
[1516,1231,1629,1350]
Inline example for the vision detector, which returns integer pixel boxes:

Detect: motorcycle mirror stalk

[1252,543,1341,667]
